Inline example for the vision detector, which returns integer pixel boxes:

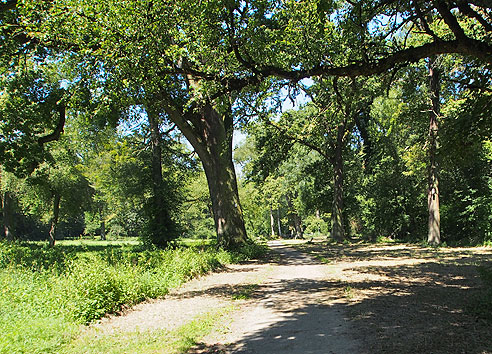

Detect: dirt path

[87,240,492,354]
[196,240,359,353]
[88,240,360,353]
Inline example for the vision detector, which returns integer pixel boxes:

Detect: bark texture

[427,57,441,245]
[270,206,275,237]
[200,105,247,248]
[165,100,248,249]
[330,123,346,242]
[147,108,174,247]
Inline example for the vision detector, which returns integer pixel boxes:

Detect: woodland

[1,1,492,352]
[1,0,491,249]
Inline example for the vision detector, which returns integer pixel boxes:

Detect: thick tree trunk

[48,192,60,247]
[331,123,346,242]
[427,57,441,245]
[2,191,14,241]
[147,108,172,247]
[164,100,248,249]
[198,104,247,249]
[203,158,247,248]
[270,205,275,237]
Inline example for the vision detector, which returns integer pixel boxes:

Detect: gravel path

[85,241,491,353]
[198,240,360,354]
[90,240,360,353]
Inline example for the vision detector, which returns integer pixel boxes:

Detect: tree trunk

[353,112,373,173]
[164,100,248,249]
[286,194,303,239]
[316,209,322,234]
[427,57,441,245]
[2,191,14,241]
[48,192,60,247]
[270,205,275,237]
[331,123,346,242]
[277,207,282,237]
[147,108,173,247]
[99,208,106,241]
[194,104,247,249]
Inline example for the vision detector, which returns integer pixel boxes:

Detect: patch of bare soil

[294,241,492,354]
[90,241,362,353]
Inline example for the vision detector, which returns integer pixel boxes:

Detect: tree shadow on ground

[194,243,490,353]
[302,243,492,354]
[186,243,491,353]
[343,261,492,354]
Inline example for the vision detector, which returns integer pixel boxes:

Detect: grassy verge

[63,305,236,354]
[0,240,266,354]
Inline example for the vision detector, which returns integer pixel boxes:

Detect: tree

[3,0,492,248]
[427,56,441,244]
[76,120,187,245]
[25,1,250,248]
[258,75,378,241]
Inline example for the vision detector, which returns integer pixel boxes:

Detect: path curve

[90,241,360,353]
[198,240,360,353]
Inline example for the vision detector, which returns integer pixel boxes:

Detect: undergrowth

[0,240,266,354]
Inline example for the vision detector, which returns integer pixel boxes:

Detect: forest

[0,1,491,353]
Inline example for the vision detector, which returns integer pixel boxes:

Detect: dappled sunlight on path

[81,240,491,354]
[199,241,360,354]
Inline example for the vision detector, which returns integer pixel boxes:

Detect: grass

[0,239,266,354]
[63,305,236,354]
[232,284,259,300]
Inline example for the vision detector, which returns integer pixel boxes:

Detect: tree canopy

[1,0,491,247]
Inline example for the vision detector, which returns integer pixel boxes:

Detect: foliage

[0,67,65,176]
[180,171,216,240]
[0,240,265,353]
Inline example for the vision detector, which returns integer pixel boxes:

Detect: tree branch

[457,2,492,32]
[250,39,492,82]
[434,1,467,40]
[413,0,441,41]
[37,104,66,146]
[267,120,332,160]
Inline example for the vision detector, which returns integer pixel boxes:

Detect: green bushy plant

[0,240,265,352]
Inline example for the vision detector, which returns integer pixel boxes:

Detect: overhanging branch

[37,105,66,146]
